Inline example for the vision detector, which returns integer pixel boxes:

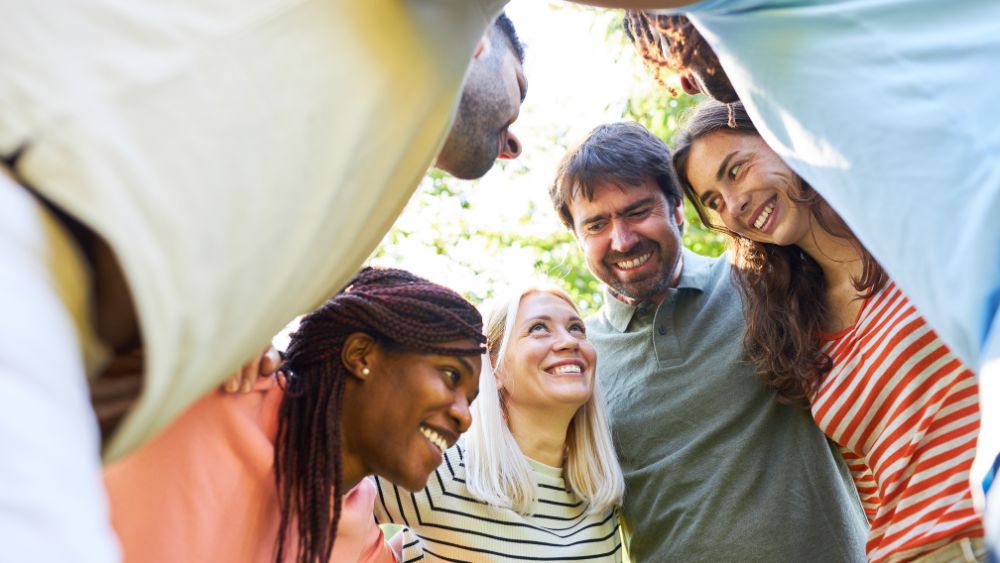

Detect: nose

[610,221,638,252]
[724,189,752,219]
[554,328,581,352]
[498,130,522,160]
[449,395,473,434]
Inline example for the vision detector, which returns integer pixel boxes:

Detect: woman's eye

[529,322,548,333]
[705,196,721,211]
[728,163,742,181]
[569,323,586,334]
[442,368,460,387]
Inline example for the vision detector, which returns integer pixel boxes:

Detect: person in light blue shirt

[624,2,1000,373]
[623,4,1000,559]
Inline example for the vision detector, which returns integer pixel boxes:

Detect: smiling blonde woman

[373,287,625,561]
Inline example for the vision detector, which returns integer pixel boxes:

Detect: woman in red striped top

[673,101,984,563]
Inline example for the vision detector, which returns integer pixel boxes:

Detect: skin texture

[569,178,685,305]
[498,291,596,467]
[339,334,482,492]
[435,36,526,179]
[683,130,812,248]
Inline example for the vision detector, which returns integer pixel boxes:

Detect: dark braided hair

[623,11,702,95]
[273,267,485,563]
[623,11,739,104]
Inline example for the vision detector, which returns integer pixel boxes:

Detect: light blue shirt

[660,0,1000,372]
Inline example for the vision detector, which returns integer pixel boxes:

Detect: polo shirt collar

[601,248,715,333]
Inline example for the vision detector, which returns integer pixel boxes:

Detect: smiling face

[684,130,812,247]
[498,292,596,416]
[343,338,482,492]
[569,179,685,304]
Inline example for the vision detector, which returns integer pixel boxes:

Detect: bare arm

[563,0,697,8]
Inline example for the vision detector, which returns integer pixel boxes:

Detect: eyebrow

[716,151,739,182]
[523,314,552,325]
[620,197,657,215]
[457,356,475,372]
[580,196,658,227]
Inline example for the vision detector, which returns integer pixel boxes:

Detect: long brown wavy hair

[672,101,886,406]
[274,267,485,562]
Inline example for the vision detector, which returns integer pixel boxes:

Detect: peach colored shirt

[104,377,396,563]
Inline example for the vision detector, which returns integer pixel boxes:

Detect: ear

[472,36,489,60]
[341,332,377,381]
[672,197,686,231]
[493,363,507,392]
[679,73,701,96]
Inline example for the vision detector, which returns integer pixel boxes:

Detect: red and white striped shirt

[812,282,982,562]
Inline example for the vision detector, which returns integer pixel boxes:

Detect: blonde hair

[465,287,624,515]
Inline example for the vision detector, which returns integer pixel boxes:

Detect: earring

[361,367,370,376]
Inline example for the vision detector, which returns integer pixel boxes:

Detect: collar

[601,248,715,333]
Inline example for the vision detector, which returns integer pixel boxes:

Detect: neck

[796,220,864,291]
[796,220,869,332]
[339,449,365,493]
[506,403,576,468]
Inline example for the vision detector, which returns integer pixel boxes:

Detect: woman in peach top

[104,267,485,562]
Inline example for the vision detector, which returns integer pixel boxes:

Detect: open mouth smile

[752,197,776,231]
[419,425,450,454]
[614,252,653,271]
[545,360,586,376]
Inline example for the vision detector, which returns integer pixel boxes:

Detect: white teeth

[616,252,652,270]
[753,200,775,229]
[549,364,583,375]
[420,426,447,453]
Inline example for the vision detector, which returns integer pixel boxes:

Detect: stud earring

[361,367,370,376]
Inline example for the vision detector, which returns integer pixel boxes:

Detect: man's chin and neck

[433,148,497,181]
[609,284,667,308]
[605,256,684,308]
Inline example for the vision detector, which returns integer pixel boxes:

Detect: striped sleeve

[813,282,982,562]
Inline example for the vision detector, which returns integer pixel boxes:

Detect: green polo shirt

[588,249,867,562]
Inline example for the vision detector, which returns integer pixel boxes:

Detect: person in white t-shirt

[0,5,526,561]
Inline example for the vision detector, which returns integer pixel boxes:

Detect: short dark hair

[549,121,682,230]
[493,12,525,64]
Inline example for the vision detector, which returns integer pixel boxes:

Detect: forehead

[569,178,664,217]
[685,130,758,191]
[516,292,577,321]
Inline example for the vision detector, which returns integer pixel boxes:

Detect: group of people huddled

[2,2,998,563]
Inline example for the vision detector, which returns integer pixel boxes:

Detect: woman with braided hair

[104,267,485,563]
[374,286,625,561]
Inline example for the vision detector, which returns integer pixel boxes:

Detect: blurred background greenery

[371,2,724,316]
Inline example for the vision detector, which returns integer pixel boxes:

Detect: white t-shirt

[0,0,508,460]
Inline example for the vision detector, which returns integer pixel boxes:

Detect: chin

[398,472,432,493]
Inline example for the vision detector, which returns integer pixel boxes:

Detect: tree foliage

[373,7,724,316]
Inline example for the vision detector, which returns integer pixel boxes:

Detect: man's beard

[601,239,674,303]
[437,79,506,180]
